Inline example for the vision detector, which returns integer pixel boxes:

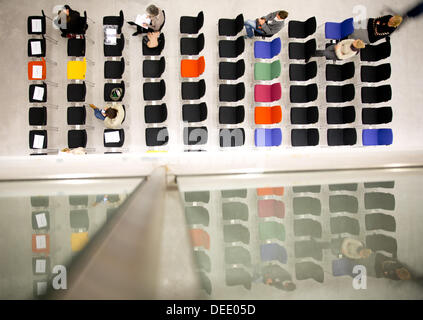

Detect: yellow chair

[71,232,89,252]
[67,58,87,80]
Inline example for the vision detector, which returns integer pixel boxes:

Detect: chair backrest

[236,59,245,78]
[197,33,205,53]
[235,14,244,33]
[306,16,317,35]
[362,128,393,146]
[270,38,282,57]
[305,61,317,80]
[305,38,317,58]
[270,83,282,101]
[159,10,166,31]
[197,11,204,31]
[235,36,245,56]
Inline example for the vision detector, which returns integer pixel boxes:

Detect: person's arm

[335,40,356,60]
[260,12,282,34]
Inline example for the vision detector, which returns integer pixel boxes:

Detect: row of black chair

[291,128,357,146]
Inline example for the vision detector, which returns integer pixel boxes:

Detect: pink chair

[254,83,281,103]
[258,199,285,218]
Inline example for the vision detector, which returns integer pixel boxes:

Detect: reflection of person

[256,264,296,291]
[307,39,365,62]
[59,147,86,155]
[244,10,288,38]
[355,252,411,281]
[341,238,372,259]
[89,104,125,129]
[127,4,165,36]
[92,194,127,207]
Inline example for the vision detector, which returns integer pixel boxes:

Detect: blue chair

[254,38,281,59]
[362,129,393,146]
[325,18,354,40]
[254,128,282,147]
[332,258,354,277]
[260,243,288,264]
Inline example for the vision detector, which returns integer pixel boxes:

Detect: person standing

[244,10,288,38]
[128,4,165,36]
[89,104,125,129]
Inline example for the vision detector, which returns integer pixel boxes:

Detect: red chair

[28,58,46,80]
[254,83,281,103]
[181,56,205,78]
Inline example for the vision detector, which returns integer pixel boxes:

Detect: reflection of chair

[225,267,252,290]
[222,202,249,221]
[225,246,251,266]
[362,129,393,146]
[180,11,204,34]
[288,17,317,38]
[70,209,89,230]
[32,257,50,274]
[31,196,49,208]
[181,56,205,78]
[184,191,210,203]
[295,239,323,260]
[69,195,88,207]
[258,199,285,218]
[295,261,324,283]
[260,243,288,264]
[325,18,354,40]
[190,229,210,250]
[259,221,285,242]
[332,258,354,277]
[293,185,321,193]
[293,197,321,215]
[198,271,212,295]
[71,232,89,252]
[364,181,394,189]
[223,224,250,244]
[366,234,397,257]
[255,106,282,125]
[218,14,244,36]
[193,250,211,272]
[294,218,322,238]
[364,192,395,210]
[257,187,284,196]
[329,184,357,191]
[31,211,50,231]
[185,206,209,226]
[254,38,281,59]
[254,128,282,147]
[365,213,396,232]
[330,216,360,235]
[329,195,358,213]
[221,189,247,198]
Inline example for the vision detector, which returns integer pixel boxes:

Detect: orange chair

[255,106,282,124]
[28,58,46,80]
[190,228,210,250]
[181,56,205,78]
[257,187,284,196]
[32,234,50,254]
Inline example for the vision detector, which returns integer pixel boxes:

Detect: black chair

[104,57,125,79]
[291,129,319,146]
[326,84,355,103]
[326,62,355,81]
[219,60,245,80]
[288,39,316,60]
[29,83,47,103]
[218,14,244,36]
[103,10,124,34]
[69,195,89,207]
[28,37,46,57]
[366,234,397,257]
[219,106,245,124]
[180,11,204,34]
[68,129,87,148]
[289,62,317,81]
[145,127,169,146]
[295,261,324,283]
[182,103,208,122]
[290,107,318,124]
[27,10,46,35]
[67,82,86,102]
[104,129,125,147]
[362,107,392,124]
[67,38,86,57]
[104,34,125,57]
[327,128,357,146]
[70,209,89,229]
[290,84,318,103]
[29,130,47,149]
[29,107,47,126]
[361,85,392,104]
[31,196,49,207]
[104,81,125,102]
[330,216,359,235]
[143,80,166,101]
[183,127,208,145]
[361,64,391,82]
[142,33,165,56]
[219,83,245,102]
[329,195,359,214]
[326,106,355,124]
[365,213,396,232]
[180,33,205,55]
[295,239,323,261]
[143,56,166,78]
[360,40,391,62]
[219,128,245,147]
[181,79,206,100]
[219,36,245,58]
[67,106,86,125]
[144,103,168,123]
[288,17,317,39]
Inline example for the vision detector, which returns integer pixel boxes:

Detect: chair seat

[67,106,86,125]
[181,80,205,100]
[254,128,282,147]
[183,127,208,145]
[67,83,86,102]
[28,38,46,57]
[68,129,87,148]
[27,16,46,35]
[104,35,125,57]
[143,80,166,101]
[142,33,165,56]
[29,130,47,149]
[67,38,86,57]
[29,84,47,103]
[104,59,125,79]
[144,104,168,123]
[291,129,319,147]
[29,107,47,126]
[143,57,166,78]
[104,82,125,102]
[219,60,245,80]
[146,127,169,146]
[219,106,245,124]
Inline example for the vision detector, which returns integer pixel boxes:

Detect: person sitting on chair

[244,10,288,38]
[306,38,365,62]
[127,4,165,36]
[56,5,83,37]
[89,103,125,129]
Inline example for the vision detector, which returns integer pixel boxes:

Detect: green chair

[254,60,281,81]
[259,221,285,242]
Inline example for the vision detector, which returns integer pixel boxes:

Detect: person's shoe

[128,21,136,26]
[132,31,139,36]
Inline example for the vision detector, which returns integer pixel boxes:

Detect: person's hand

[258,18,266,25]
[142,23,148,28]
[89,104,97,109]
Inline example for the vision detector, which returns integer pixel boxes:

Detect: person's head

[277,10,288,20]
[61,148,70,153]
[359,248,372,259]
[352,39,365,50]
[388,15,403,28]
[146,4,160,17]
[63,5,70,15]
[396,267,411,280]
[105,108,117,119]
[282,280,296,291]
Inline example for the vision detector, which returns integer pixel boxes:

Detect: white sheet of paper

[31,41,42,55]
[135,14,151,29]
[105,131,120,143]
[36,235,47,249]
[33,134,45,149]
[35,213,47,228]
[35,259,46,273]
[33,86,44,101]
[106,28,117,35]
[32,19,42,32]
[32,65,43,79]
[37,282,47,295]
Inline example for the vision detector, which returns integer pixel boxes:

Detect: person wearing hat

[306,39,365,62]
[89,103,125,129]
